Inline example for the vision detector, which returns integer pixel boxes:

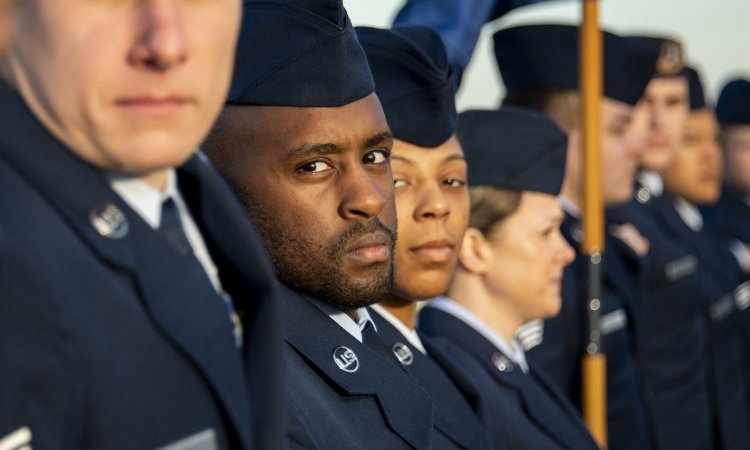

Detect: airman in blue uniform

[0,1,284,449]
[657,67,750,450]
[356,25,493,450]
[202,1,435,448]
[492,24,657,450]
[419,107,597,450]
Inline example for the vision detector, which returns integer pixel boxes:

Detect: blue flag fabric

[393,0,562,87]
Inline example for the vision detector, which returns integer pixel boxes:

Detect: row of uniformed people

[0,0,598,448]
[1,1,747,450]
[390,1,750,448]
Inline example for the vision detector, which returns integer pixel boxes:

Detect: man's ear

[458,227,492,275]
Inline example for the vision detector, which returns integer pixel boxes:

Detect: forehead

[645,76,689,99]
[685,110,718,133]
[601,97,633,122]
[391,135,464,168]
[242,93,389,156]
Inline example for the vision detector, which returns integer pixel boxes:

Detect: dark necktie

[159,198,244,348]
[159,198,192,256]
[361,321,403,367]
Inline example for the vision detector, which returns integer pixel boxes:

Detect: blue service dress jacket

[369,309,492,450]
[648,192,750,450]
[418,306,599,450]
[0,81,284,449]
[281,286,435,449]
[608,187,714,450]
[525,211,654,450]
[704,185,750,414]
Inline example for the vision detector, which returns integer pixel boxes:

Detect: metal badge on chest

[332,346,359,373]
[89,203,129,239]
[391,342,414,366]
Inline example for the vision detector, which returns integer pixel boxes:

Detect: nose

[414,182,450,221]
[129,0,187,71]
[556,232,576,266]
[339,165,389,221]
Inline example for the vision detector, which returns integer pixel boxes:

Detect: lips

[115,95,192,116]
[409,239,455,264]
[345,232,391,264]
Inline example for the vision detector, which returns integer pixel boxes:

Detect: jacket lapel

[370,311,490,450]
[177,154,285,448]
[419,307,590,450]
[283,288,434,449]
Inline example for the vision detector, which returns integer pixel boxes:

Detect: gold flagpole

[580,0,607,448]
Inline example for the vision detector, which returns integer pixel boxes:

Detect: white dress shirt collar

[430,296,529,373]
[370,304,427,354]
[673,196,704,232]
[638,171,664,197]
[108,169,180,229]
[308,298,376,343]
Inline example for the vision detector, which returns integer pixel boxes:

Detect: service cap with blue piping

[458,107,568,195]
[493,24,656,106]
[228,0,374,107]
[628,35,685,77]
[357,26,457,148]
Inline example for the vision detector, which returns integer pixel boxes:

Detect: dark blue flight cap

[357,26,457,148]
[493,24,655,106]
[628,35,685,78]
[228,0,374,107]
[716,79,750,125]
[458,107,568,195]
[683,67,706,111]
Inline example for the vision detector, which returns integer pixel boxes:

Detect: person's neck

[139,169,169,192]
[560,180,581,214]
[447,274,521,343]
[377,296,418,330]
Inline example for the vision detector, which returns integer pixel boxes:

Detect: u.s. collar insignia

[391,342,414,366]
[333,346,359,373]
[89,203,129,239]
[656,39,684,76]
[636,186,652,204]
[491,353,514,373]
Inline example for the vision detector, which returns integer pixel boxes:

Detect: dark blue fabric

[716,78,750,124]
[526,211,655,450]
[647,192,750,450]
[393,0,561,87]
[494,24,656,106]
[457,107,567,195]
[684,66,707,110]
[418,307,599,450]
[369,310,492,450]
[0,80,284,449]
[228,0,374,107]
[608,187,714,450]
[281,286,434,449]
[358,26,457,148]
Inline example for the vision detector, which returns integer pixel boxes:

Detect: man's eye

[363,150,389,165]
[444,178,465,188]
[394,179,407,188]
[298,160,333,173]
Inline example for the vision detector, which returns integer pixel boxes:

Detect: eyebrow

[365,131,394,149]
[391,154,466,166]
[285,130,394,162]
